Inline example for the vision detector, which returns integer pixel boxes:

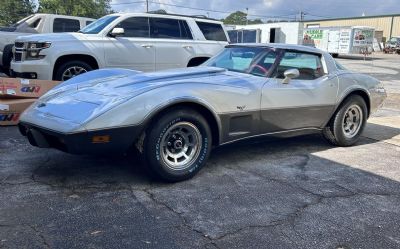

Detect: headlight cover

[26,42,51,60]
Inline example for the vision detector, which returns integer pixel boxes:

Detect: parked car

[10,13,229,81]
[383,36,400,54]
[0,14,94,74]
[18,44,386,181]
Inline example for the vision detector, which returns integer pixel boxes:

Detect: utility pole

[246,7,249,25]
[299,11,305,21]
[146,0,149,12]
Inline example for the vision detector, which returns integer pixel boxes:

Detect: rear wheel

[55,60,92,81]
[143,108,212,182]
[323,95,367,146]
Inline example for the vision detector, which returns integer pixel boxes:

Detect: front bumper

[11,59,52,80]
[19,122,143,155]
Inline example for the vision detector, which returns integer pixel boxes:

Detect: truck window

[116,17,149,37]
[179,20,193,39]
[86,20,93,26]
[274,52,325,80]
[149,18,192,39]
[29,18,41,29]
[196,21,227,41]
[53,18,81,32]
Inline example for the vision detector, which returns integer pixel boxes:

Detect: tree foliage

[222,11,263,25]
[0,0,36,26]
[38,0,113,19]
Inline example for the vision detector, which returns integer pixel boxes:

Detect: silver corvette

[19,44,386,181]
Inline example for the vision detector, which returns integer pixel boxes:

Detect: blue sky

[110,0,400,21]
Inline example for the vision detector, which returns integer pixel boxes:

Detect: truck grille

[14,42,25,62]
[14,42,24,48]
[14,53,22,62]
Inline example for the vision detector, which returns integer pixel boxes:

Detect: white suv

[11,13,229,81]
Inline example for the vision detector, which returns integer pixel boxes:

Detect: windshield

[79,15,119,34]
[204,46,278,77]
[10,15,34,27]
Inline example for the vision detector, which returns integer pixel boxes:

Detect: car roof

[109,12,223,24]
[229,43,326,54]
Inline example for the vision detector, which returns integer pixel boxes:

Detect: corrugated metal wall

[303,15,400,40]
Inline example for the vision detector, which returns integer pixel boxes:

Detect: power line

[110,0,298,20]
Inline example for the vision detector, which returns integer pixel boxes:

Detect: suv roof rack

[147,11,218,21]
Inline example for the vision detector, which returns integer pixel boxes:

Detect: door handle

[141,44,153,48]
[182,45,193,49]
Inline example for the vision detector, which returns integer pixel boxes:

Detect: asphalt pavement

[1,53,400,249]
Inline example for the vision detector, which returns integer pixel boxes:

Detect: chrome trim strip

[219,127,322,146]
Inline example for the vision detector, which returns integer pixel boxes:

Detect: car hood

[15,32,87,43]
[21,66,251,133]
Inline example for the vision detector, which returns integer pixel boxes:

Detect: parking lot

[0,53,400,249]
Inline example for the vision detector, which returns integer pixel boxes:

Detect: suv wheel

[55,60,92,81]
[143,108,212,182]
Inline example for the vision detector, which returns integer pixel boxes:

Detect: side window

[86,20,93,26]
[53,18,81,32]
[29,18,41,29]
[274,51,325,80]
[196,21,227,41]
[150,18,182,39]
[116,17,149,38]
[179,20,193,39]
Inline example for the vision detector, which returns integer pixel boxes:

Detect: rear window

[53,18,80,32]
[150,18,193,39]
[196,21,227,41]
[86,20,93,26]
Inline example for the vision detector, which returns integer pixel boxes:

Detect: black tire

[323,95,367,146]
[2,44,14,74]
[331,53,339,58]
[143,108,212,182]
[54,60,93,81]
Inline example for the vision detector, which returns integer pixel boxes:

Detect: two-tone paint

[18,44,386,154]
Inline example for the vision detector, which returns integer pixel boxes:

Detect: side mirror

[110,27,124,37]
[282,69,300,84]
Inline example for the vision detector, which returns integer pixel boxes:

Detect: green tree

[0,0,36,26]
[38,0,113,19]
[222,11,263,25]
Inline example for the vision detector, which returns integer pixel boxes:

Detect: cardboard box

[0,77,60,98]
[0,99,36,126]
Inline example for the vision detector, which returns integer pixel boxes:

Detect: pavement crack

[27,225,51,249]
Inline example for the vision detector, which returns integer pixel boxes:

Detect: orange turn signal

[92,135,111,144]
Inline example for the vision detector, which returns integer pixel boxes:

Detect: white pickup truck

[10,13,229,81]
[0,14,94,73]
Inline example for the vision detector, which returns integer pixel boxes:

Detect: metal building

[303,13,400,42]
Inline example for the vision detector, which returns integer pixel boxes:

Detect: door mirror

[110,27,124,37]
[282,69,300,84]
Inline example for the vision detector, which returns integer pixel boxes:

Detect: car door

[260,50,338,133]
[103,17,155,72]
[149,17,195,70]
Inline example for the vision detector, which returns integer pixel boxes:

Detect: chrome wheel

[61,66,87,81]
[342,104,363,138]
[160,121,202,171]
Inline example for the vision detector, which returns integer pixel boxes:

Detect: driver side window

[274,51,325,80]
[116,17,150,38]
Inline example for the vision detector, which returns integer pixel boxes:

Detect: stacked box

[0,77,60,126]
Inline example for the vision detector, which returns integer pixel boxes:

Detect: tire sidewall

[333,96,367,146]
[55,60,92,81]
[145,109,212,181]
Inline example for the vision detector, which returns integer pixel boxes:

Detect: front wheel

[54,60,93,81]
[323,95,367,146]
[143,108,212,182]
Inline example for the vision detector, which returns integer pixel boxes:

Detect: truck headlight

[26,42,51,60]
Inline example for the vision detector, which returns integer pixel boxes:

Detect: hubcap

[160,121,202,171]
[61,66,87,81]
[342,104,363,138]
